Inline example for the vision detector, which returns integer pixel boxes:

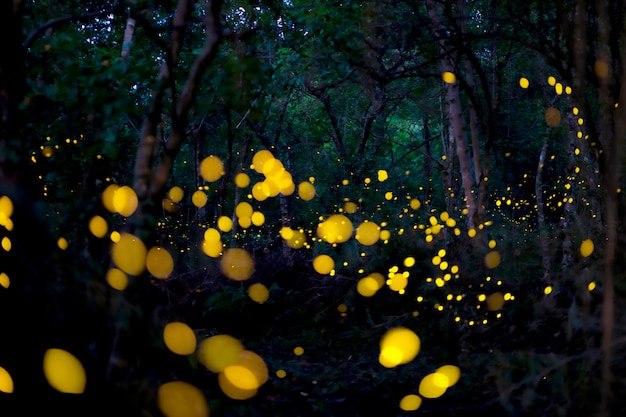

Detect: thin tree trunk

[120,15,135,58]
[422,114,432,181]
[535,135,551,281]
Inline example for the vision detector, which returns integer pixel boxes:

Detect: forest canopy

[0,0,625,416]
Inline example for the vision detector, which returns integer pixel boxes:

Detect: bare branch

[23,0,120,49]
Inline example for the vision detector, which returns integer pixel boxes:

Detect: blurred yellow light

[157,381,209,417]
[379,327,420,368]
[111,233,146,276]
[442,72,456,83]
[146,246,174,279]
[43,348,86,393]
[198,334,243,373]
[399,394,422,411]
[163,322,197,355]
[199,155,224,182]
[313,254,335,275]
[0,366,13,393]
[220,248,255,281]
[248,283,269,303]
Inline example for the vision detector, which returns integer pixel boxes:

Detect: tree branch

[23,0,120,49]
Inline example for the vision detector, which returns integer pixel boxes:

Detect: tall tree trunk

[457,0,490,227]
[596,1,621,414]
[426,0,478,229]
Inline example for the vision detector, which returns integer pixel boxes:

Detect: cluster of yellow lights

[248,150,296,201]
[0,196,14,290]
[153,330,269,415]
[12,102,606,414]
[197,334,268,401]
[31,135,85,164]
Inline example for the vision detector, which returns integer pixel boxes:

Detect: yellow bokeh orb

[313,254,335,275]
[0,237,10,252]
[486,292,505,311]
[57,237,68,250]
[110,230,121,243]
[484,250,501,269]
[88,215,108,238]
[168,186,184,203]
[202,239,223,258]
[251,182,270,201]
[106,268,128,291]
[157,381,209,417]
[377,169,389,182]
[248,283,269,304]
[343,201,358,214]
[399,394,422,411]
[146,246,174,279]
[580,239,594,257]
[409,198,421,210]
[252,149,275,174]
[379,230,391,241]
[436,365,461,387]
[223,350,268,390]
[357,276,379,297]
[297,181,316,201]
[317,214,353,244]
[235,202,253,218]
[101,184,119,213]
[418,372,448,398]
[112,185,138,217]
[594,60,609,79]
[162,198,177,213]
[355,221,380,246]
[238,216,251,229]
[519,77,529,89]
[260,157,283,177]
[204,227,221,243]
[198,335,244,373]
[0,366,14,393]
[111,233,147,276]
[234,172,251,188]
[545,106,561,127]
[388,273,408,292]
[0,272,10,289]
[293,346,304,356]
[199,155,225,182]
[43,348,86,394]
[217,216,233,232]
[0,195,14,218]
[251,211,265,226]
[442,71,456,83]
[163,322,197,355]
[284,228,306,249]
[279,227,294,240]
[192,190,208,208]
[379,327,420,368]
[218,371,257,400]
[220,248,255,281]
